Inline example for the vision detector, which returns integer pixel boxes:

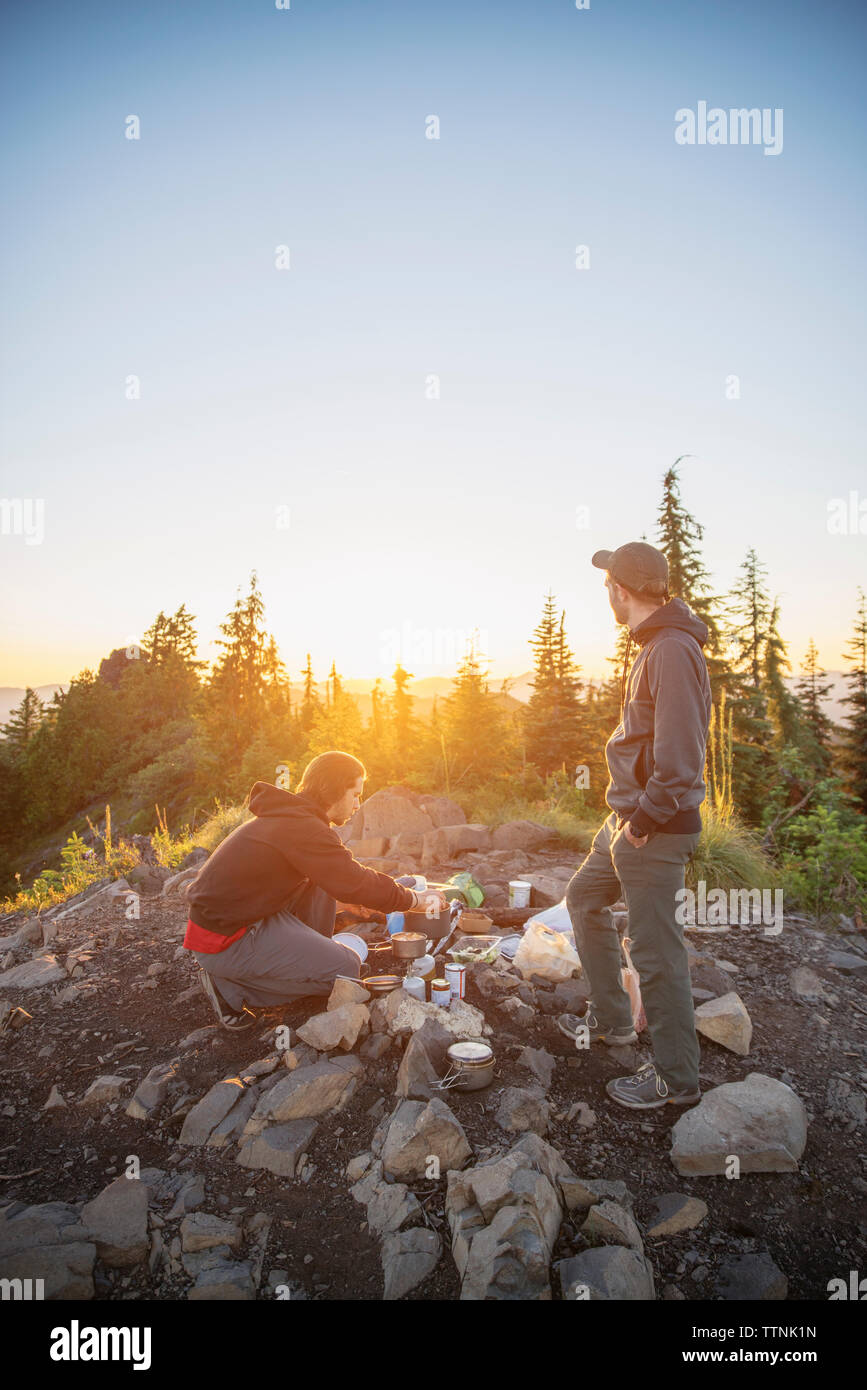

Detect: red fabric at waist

[183,918,248,953]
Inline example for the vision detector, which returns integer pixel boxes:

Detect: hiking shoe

[606,1062,701,1110]
[197,967,257,1031]
[557,1007,638,1048]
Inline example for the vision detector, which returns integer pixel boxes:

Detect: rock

[496,1086,550,1135]
[396,1018,452,1100]
[126,1059,179,1120]
[244,1061,358,1133]
[236,1119,319,1177]
[188,1258,255,1300]
[0,1242,95,1299]
[827,950,867,976]
[180,1077,248,1146]
[516,1047,556,1090]
[161,865,202,898]
[418,795,466,828]
[282,1044,319,1071]
[461,1204,552,1300]
[348,837,388,858]
[581,1199,644,1251]
[422,823,492,865]
[43,1085,67,1111]
[558,1175,635,1214]
[180,846,210,870]
[557,1247,655,1300]
[491,821,555,852]
[715,1252,788,1300]
[165,1174,206,1219]
[381,1098,473,1181]
[345,1152,373,1183]
[381,1227,441,1299]
[359,1033,392,1061]
[206,1089,260,1147]
[670,1073,808,1175]
[464,1153,562,1250]
[350,1159,385,1207]
[645,1192,708,1238]
[497,997,535,1027]
[179,1026,218,1050]
[127,863,171,895]
[789,966,832,1003]
[366,1182,422,1237]
[180,1212,243,1253]
[694,992,752,1055]
[357,790,435,841]
[0,955,67,989]
[689,960,736,997]
[79,1074,128,1108]
[474,966,518,1000]
[552,978,591,1013]
[387,995,489,1042]
[327,977,371,1010]
[825,1077,867,1126]
[296,1003,369,1052]
[80,1177,149,1268]
[522,873,569,907]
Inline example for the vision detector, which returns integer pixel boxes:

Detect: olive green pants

[565,811,701,1092]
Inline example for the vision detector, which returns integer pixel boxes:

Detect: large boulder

[557,1247,655,1300]
[244,1061,358,1134]
[235,1119,318,1177]
[381,1228,441,1300]
[80,1178,149,1269]
[421,824,492,865]
[491,821,556,852]
[670,1073,808,1175]
[418,796,466,828]
[354,790,435,842]
[381,1098,473,1181]
[296,1003,369,1052]
[180,1077,249,1146]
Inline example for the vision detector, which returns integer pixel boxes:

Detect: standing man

[184,750,444,1028]
[558,542,712,1109]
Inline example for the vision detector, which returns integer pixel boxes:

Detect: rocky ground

[1,797,865,1302]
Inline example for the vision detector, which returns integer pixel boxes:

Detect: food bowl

[458,912,494,935]
[447,935,503,966]
[363,974,403,994]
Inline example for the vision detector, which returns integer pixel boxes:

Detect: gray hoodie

[604,598,712,835]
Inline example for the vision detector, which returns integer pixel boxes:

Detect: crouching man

[184,750,443,1029]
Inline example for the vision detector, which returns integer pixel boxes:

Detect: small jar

[431,978,451,1007]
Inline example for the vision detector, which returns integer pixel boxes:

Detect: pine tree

[441,638,515,789]
[724,548,775,823]
[523,594,584,778]
[795,639,833,777]
[841,588,867,814]
[299,654,320,733]
[306,661,364,758]
[392,664,416,754]
[656,459,725,686]
[1,688,44,756]
[762,600,802,752]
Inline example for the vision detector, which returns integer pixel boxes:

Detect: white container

[509,881,532,908]
[431,978,451,1006]
[332,931,368,963]
[444,962,466,1001]
[408,953,436,978]
[402,976,426,1002]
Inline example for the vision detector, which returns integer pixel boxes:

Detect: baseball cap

[591,541,669,593]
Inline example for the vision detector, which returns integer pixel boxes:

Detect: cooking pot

[391,931,427,961]
[404,905,451,942]
[363,974,403,995]
[437,1039,495,1092]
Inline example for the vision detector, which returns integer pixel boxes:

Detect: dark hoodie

[186,784,415,938]
[604,598,712,835]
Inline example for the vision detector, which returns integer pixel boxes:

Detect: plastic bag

[513,921,582,983]
[621,935,647,1033]
[523,898,571,933]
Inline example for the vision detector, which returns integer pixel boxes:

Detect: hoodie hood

[248,783,327,822]
[630,597,708,648]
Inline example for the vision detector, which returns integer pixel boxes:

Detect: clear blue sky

[1,0,865,687]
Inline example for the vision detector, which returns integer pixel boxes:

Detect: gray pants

[194,882,360,1010]
[566,811,701,1092]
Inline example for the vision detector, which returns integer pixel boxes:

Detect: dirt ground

[0,881,865,1302]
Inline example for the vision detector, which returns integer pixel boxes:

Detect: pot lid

[447,1040,493,1063]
